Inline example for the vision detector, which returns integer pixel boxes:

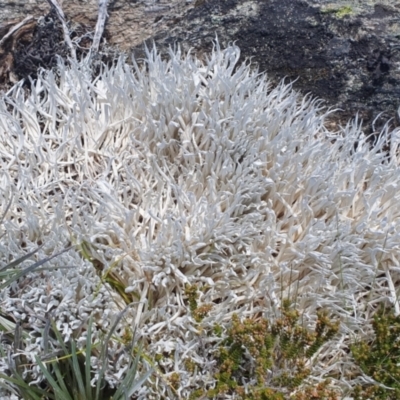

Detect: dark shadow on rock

[1,0,399,135]
[0,9,122,93]
[133,0,400,133]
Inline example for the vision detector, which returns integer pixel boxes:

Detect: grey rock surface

[138,0,400,132]
[0,0,399,131]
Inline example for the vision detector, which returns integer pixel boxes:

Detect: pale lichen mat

[0,43,400,397]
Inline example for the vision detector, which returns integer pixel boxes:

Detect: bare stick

[46,0,77,60]
[0,16,35,48]
[91,0,109,54]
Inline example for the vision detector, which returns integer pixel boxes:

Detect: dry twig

[46,0,76,60]
[0,16,34,48]
[91,0,109,54]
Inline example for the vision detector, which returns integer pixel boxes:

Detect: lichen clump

[0,42,400,397]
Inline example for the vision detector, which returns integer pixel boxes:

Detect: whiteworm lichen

[0,42,400,397]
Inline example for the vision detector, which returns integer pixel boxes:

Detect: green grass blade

[113,328,139,395]
[50,320,70,362]
[85,316,94,400]
[126,368,153,398]
[0,373,47,400]
[113,336,153,399]
[13,321,23,375]
[0,198,13,240]
[0,197,12,227]
[0,314,16,332]
[123,343,141,392]
[71,339,86,397]
[0,379,19,398]
[95,304,132,399]
[0,245,43,273]
[3,324,51,400]
[113,354,138,399]
[35,356,72,400]
[49,320,77,395]
[52,361,72,398]
[0,246,72,290]
[43,317,51,355]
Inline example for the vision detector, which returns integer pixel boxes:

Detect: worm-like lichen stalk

[0,41,400,397]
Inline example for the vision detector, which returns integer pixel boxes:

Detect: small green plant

[351,305,400,399]
[78,239,138,306]
[203,299,339,399]
[0,304,152,400]
[185,284,213,323]
[0,202,152,399]
[183,286,340,399]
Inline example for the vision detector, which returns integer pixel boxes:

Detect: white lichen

[0,41,400,397]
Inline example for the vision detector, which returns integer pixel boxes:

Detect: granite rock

[0,0,399,131]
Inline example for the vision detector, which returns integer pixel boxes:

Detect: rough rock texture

[142,0,400,132]
[0,0,193,87]
[0,0,400,130]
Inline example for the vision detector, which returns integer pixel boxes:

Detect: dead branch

[0,16,35,48]
[91,0,109,54]
[46,0,76,60]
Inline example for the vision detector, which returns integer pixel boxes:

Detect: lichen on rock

[0,41,400,397]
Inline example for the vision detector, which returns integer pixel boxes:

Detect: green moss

[189,389,205,400]
[185,284,199,313]
[204,300,339,399]
[182,289,340,398]
[185,284,213,322]
[321,5,353,18]
[351,306,400,399]
[335,6,353,18]
[169,372,180,390]
[213,324,223,337]
[184,359,198,374]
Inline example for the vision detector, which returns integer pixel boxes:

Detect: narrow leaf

[95,304,132,399]
[35,356,72,400]
[0,246,72,290]
[71,339,86,396]
[85,315,94,400]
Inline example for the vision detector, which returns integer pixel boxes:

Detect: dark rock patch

[134,0,400,132]
[12,10,68,85]
[1,0,399,133]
